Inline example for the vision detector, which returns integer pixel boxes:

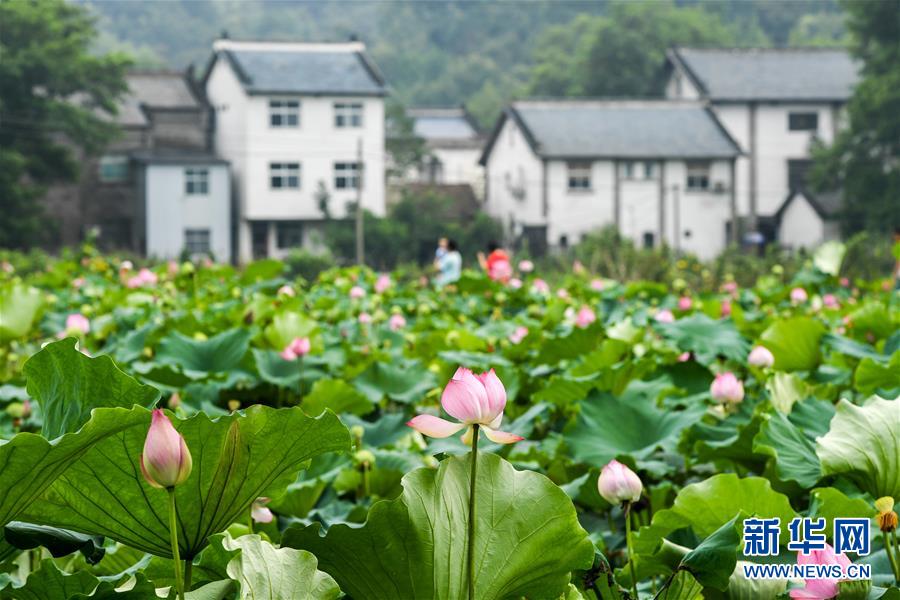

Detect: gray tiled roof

[130,147,228,165]
[673,48,858,101]
[510,101,740,159]
[119,71,201,127]
[225,49,385,96]
[408,108,479,140]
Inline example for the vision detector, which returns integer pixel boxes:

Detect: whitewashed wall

[483,118,545,237]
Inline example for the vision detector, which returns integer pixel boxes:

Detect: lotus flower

[509,326,528,344]
[710,372,744,404]
[678,296,692,311]
[65,313,90,335]
[839,277,850,287]
[822,294,839,309]
[280,337,310,360]
[127,268,158,289]
[358,312,372,324]
[140,409,192,489]
[654,309,675,323]
[277,285,295,297]
[789,543,852,599]
[407,367,524,445]
[722,281,738,294]
[251,497,274,524]
[598,459,642,505]
[575,306,596,328]
[791,287,808,304]
[590,278,605,291]
[748,345,775,368]
[573,260,586,275]
[532,278,550,294]
[557,288,570,299]
[508,277,523,289]
[721,300,732,317]
[389,313,406,331]
[375,274,391,294]
[518,259,534,273]
[72,277,85,289]
[349,285,366,299]
[677,351,691,362]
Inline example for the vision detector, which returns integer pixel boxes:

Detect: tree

[385,100,427,180]
[811,0,900,233]
[0,0,130,248]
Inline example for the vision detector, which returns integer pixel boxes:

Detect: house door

[251,222,269,259]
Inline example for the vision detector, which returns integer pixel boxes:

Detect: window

[621,161,653,180]
[270,163,300,189]
[567,162,592,191]
[184,168,209,195]
[559,235,569,249]
[334,162,361,189]
[334,102,363,128]
[276,221,303,249]
[269,100,300,127]
[788,112,818,132]
[788,159,813,190]
[686,161,711,191]
[98,155,128,183]
[184,229,210,254]
[644,162,657,179]
[642,232,655,249]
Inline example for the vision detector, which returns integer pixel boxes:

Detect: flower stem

[184,559,193,593]
[625,501,639,600]
[467,424,480,600]
[297,357,304,402]
[885,530,900,585]
[167,488,185,600]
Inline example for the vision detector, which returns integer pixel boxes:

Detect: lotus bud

[747,346,775,368]
[710,372,744,404]
[350,425,365,440]
[228,399,241,412]
[349,285,366,299]
[65,313,90,336]
[677,296,692,311]
[790,287,808,304]
[654,309,675,323]
[598,459,642,505]
[575,306,596,328]
[140,409,192,489]
[875,497,898,533]
[354,449,376,467]
[251,497,274,524]
[518,259,534,273]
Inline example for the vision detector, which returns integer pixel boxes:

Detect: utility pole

[355,137,365,266]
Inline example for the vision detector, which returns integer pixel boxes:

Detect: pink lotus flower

[557,288,570,299]
[349,286,366,299]
[509,326,528,344]
[389,313,406,331]
[789,543,852,599]
[277,285,295,297]
[167,260,179,276]
[127,268,158,289]
[358,312,372,324]
[655,309,675,324]
[748,346,775,368]
[65,313,90,335]
[573,260,586,275]
[677,351,691,362]
[721,300,732,317]
[575,306,596,328]
[532,278,550,294]
[677,296,692,311]
[251,497,274,524]
[791,287,808,304]
[72,277,85,289]
[407,367,524,445]
[710,372,744,404]
[839,277,850,288]
[518,259,534,273]
[722,281,738,294]
[597,459,642,505]
[508,277,523,289]
[375,274,391,294]
[140,409,192,489]
[823,294,839,309]
[590,278,605,291]
[280,337,310,360]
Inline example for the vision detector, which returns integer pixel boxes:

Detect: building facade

[405,107,484,198]
[203,39,387,262]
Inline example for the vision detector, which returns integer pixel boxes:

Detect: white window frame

[270,162,301,190]
[686,161,711,191]
[276,221,304,249]
[334,102,363,128]
[269,99,300,128]
[184,168,209,195]
[334,162,361,190]
[566,162,592,192]
[788,112,818,132]
[98,155,128,183]
[184,229,211,254]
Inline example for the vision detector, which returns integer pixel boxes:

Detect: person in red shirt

[478,242,512,283]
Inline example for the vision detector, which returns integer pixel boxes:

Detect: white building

[775,189,841,251]
[479,100,741,259]
[664,48,857,248]
[203,39,387,262]
[405,107,485,197]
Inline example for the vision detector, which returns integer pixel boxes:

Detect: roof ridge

[675,45,850,53]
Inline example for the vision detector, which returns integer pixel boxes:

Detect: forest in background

[84,0,848,127]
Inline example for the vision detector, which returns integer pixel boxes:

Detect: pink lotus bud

[590,278,605,291]
[280,337,311,360]
[508,277,523,289]
[72,277,85,289]
[790,287,808,304]
[597,459,642,505]
[119,260,134,272]
[389,313,406,331]
[678,296,692,311]
[839,277,849,287]
[747,346,775,368]
[722,281,738,294]
[140,409,192,489]
[65,313,90,335]
[720,300,732,317]
[654,309,675,324]
[138,268,158,286]
[358,312,372,324]
[167,393,181,410]
[532,278,550,293]
[251,497,274,524]
[167,260,179,276]
[518,259,534,273]
[677,351,691,362]
[509,325,529,344]
[823,294,839,309]
[557,288,570,299]
[349,286,366,299]
[575,306,596,328]
[710,372,744,404]
[883,280,892,291]
[375,274,391,294]
[277,285,295,297]
[789,543,852,600]
[572,260,586,275]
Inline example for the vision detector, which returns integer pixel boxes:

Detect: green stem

[467,424,480,600]
[625,502,639,600]
[886,530,900,585]
[297,357,304,403]
[184,559,193,593]
[167,488,185,600]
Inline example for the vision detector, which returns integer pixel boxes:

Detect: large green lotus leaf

[567,387,705,465]
[24,406,350,559]
[302,378,374,417]
[765,372,809,414]
[353,360,438,404]
[156,328,251,374]
[1,559,99,600]
[679,515,742,591]
[657,314,749,365]
[252,348,302,387]
[760,317,826,372]
[823,333,887,363]
[752,412,821,488]
[847,302,893,340]
[634,475,796,555]
[816,397,900,499]
[657,570,704,599]
[264,312,318,351]
[24,338,160,439]
[812,241,846,276]
[283,453,594,600]
[808,487,876,542]
[854,352,900,396]
[219,533,341,600]
[717,561,787,599]
[0,283,43,341]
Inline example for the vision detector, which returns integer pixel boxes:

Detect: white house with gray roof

[665,47,858,248]
[479,100,741,259]
[404,107,485,197]
[203,39,387,262]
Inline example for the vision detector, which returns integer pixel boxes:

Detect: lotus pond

[0,248,898,599]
